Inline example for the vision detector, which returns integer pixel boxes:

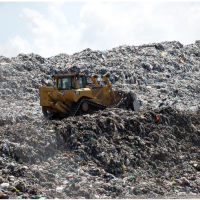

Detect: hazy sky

[0,1,200,57]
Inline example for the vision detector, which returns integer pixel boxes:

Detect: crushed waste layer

[0,40,200,199]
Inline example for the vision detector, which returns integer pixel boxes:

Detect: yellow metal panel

[58,88,94,102]
[91,89,104,104]
[102,86,111,105]
[61,90,75,102]
[74,89,94,102]
[39,86,55,106]
[54,102,68,115]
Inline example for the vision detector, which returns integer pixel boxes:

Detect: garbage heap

[0,40,200,199]
[0,107,200,199]
[0,40,200,117]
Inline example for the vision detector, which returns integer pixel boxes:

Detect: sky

[0,1,200,58]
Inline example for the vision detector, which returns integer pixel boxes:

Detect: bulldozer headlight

[74,91,80,95]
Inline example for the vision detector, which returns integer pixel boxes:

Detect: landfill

[0,40,200,199]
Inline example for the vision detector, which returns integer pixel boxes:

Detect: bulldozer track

[68,99,107,117]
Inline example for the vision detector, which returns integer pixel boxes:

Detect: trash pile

[0,40,200,199]
[0,107,200,199]
[0,40,200,117]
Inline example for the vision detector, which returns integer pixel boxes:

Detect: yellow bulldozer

[39,73,138,118]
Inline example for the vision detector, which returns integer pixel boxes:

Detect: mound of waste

[0,40,200,121]
[0,40,200,198]
[0,106,200,199]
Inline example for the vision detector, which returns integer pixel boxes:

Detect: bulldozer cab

[57,76,74,89]
[54,74,87,90]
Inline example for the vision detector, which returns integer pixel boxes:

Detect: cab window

[79,77,83,88]
[57,76,74,89]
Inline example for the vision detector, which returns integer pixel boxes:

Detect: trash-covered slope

[0,107,200,199]
[0,40,199,122]
[0,40,200,199]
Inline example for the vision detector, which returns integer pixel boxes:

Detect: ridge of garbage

[0,40,200,199]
